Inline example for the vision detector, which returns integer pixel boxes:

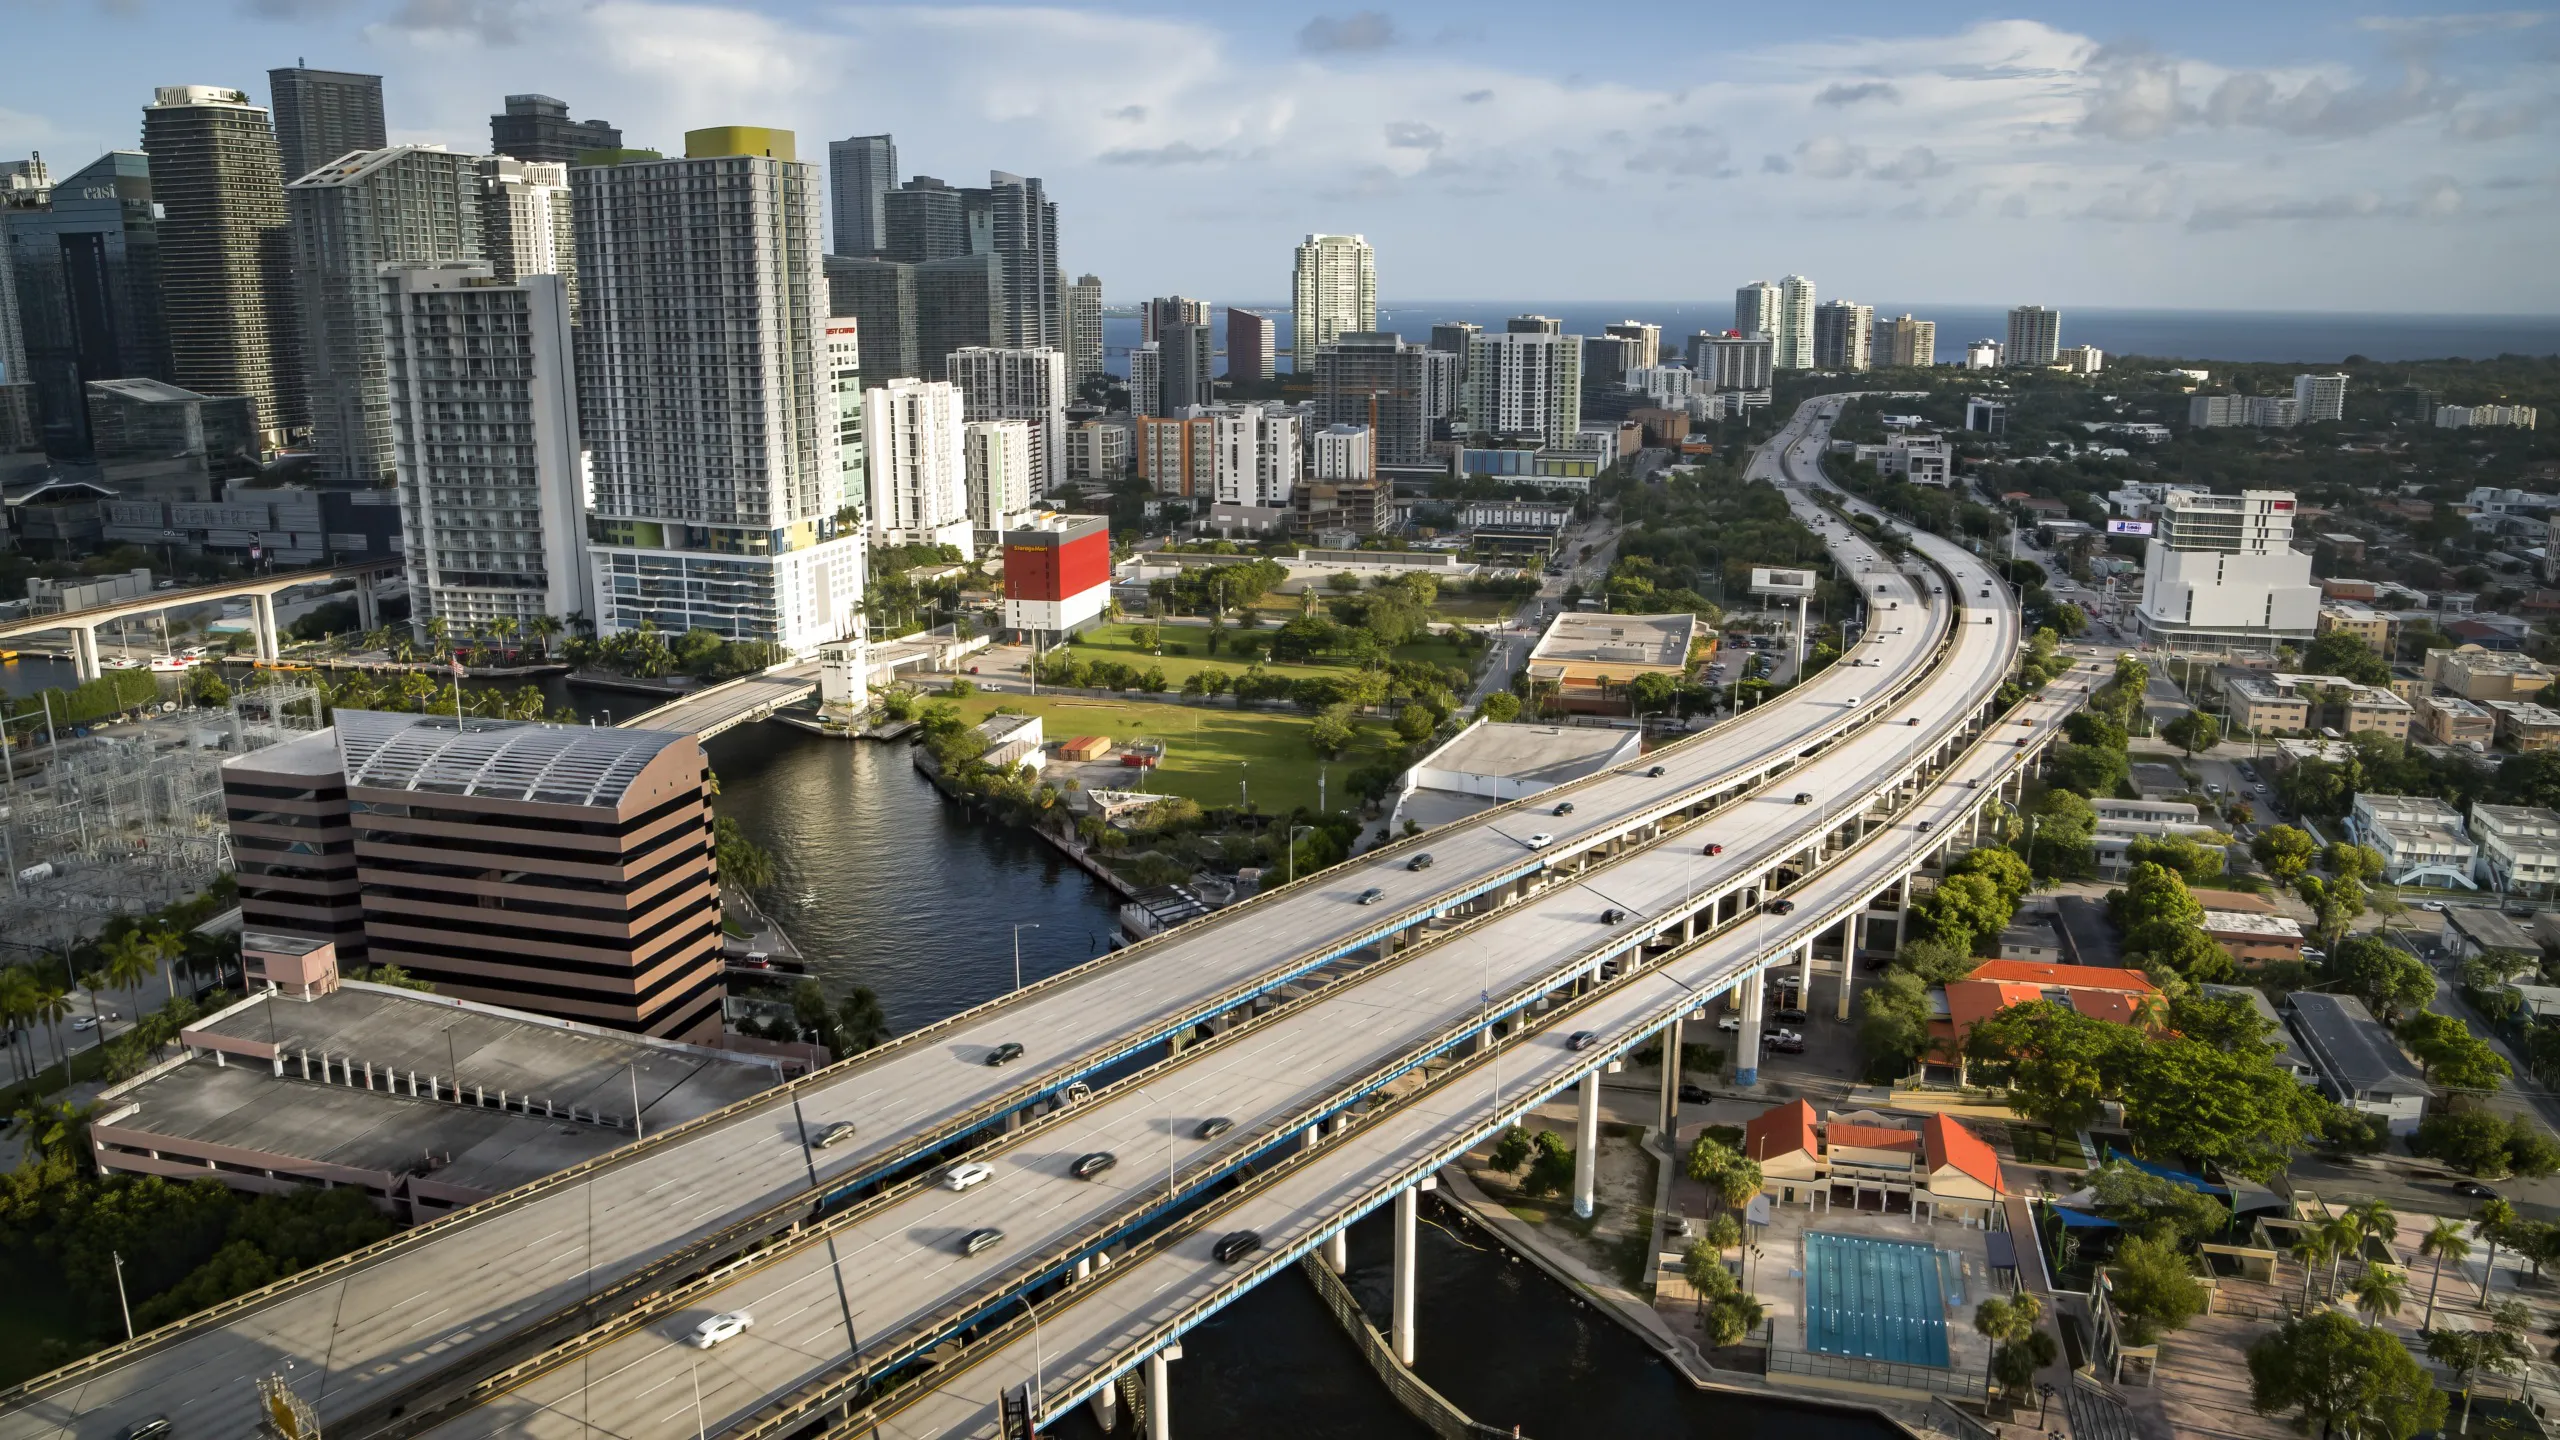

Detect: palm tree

[490,616,520,660]
[99,931,156,1030]
[423,616,450,659]
[2478,1199,2518,1304]
[2292,1229,2334,1306]
[0,967,35,1082]
[2321,1212,2367,1300]
[2422,1219,2472,1331]
[528,613,563,660]
[29,978,73,1077]
[2351,1264,2407,1329]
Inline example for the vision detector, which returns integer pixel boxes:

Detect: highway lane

[428,405,2024,1440]
[424,554,1975,1440]
[846,481,2056,1440]
[0,399,1937,1440]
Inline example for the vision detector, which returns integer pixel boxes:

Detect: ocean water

[1102,305,2560,373]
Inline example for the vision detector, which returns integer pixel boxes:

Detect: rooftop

[2286,991,2432,1098]
[2431,648,2554,677]
[2472,804,2560,839]
[2200,910,2305,940]
[332,710,698,808]
[2449,907,2540,953]
[1528,612,1698,671]
[1413,720,1643,789]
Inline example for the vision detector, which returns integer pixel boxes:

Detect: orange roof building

[1737,1101,2008,1225]
[1931,962,2162,1077]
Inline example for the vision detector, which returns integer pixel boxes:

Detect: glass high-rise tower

[142,84,301,444]
[266,66,385,183]
[1292,233,1375,373]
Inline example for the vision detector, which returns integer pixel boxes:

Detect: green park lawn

[942,692,1399,812]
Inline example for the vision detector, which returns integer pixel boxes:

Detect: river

[702,722,1900,1440]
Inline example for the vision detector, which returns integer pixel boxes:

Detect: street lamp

[1012,923,1041,992]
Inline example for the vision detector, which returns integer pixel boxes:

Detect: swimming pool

[1802,1233,1952,1367]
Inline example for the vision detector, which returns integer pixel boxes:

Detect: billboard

[1749,567,1819,598]
[2105,519,2155,536]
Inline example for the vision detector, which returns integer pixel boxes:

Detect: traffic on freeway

[0,398,1969,1440]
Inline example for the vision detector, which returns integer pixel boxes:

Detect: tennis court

[1802,1232,1952,1366]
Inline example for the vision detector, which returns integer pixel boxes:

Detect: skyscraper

[1773,275,1817,371]
[574,126,864,653]
[2,150,172,454]
[883,175,968,263]
[1429,321,1480,426]
[986,171,1059,349]
[1313,331,1432,465]
[1160,322,1214,411]
[827,133,895,257]
[1506,314,1561,335]
[1603,321,1660,371]
[2293,373,2348,423]
[1140,295,1209,343]
[946,346,1066,497]
[1734,281,1779,338]
[1065,273,1103,392]
[1291,233,1375,372]
[824,256,917,388]
[266,66,385,183]
[1811,300,1872,372]
[0,218,26,450]
[1228,307,1277,382]
[142,85,300,445]
[824,317,863,516]
[380,262,586,631]
[914,252,1003,377]
[478,156,575,312]
[289,145,485,486]
[1464,330,1581,448]
[490,95,622,166]
[1873,315,1936,369]
[865,376,969,550]
[962,418,1030,527]
[2005,305,2061,367]
[1128,341,1162,420]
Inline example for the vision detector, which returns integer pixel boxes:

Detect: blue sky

[5,2,2553,310]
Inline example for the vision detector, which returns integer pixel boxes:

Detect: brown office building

[225,730,367,959]
[221,712,726,1041]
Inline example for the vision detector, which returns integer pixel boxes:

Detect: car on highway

[1213,1229,1264,1263]
[1917,820,1934,833]
[1793,792,1812,805]
[690,1311,754,1349]
[1526,832,1555,849]
[1407,852,1434,871]
[944,1161,996,1192]
[2453,1180,2501,1200]
[1552,800,1576,816]
[1701,842,1724,856]
[1356,887,1387,906]
[1766,899,1796,915]
[962,1227,1006,1256]
[1072,1150,1118,1180]
[1600,907,1627,924]
[116,1420,171,1440]
[984,1041,1026,1067]
[811,1120,859,1149]
[1195,1116,1235,1140]
[1567,1030,1598,1051]
[71,1016,98,1031]
[1646,764,1667,777]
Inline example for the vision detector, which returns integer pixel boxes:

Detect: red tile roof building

[1931,962,2162,1076]
[1739,1100,2008,1225]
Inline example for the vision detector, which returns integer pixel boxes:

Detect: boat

[149,655,203,673]
[0,651,17,662]
[101,657,144,671]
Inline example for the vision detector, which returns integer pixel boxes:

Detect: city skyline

[3,4,2549,311]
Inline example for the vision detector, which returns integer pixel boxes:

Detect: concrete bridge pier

[1655,1017,1684,1134]
[1325,1228,1348,1274]
[1090,1377,1117,1430]
[1146,1344,1180,1440]
[1734,970,1766,1087]
[1392,1184,1419,1365]
[70,624,100,682]
[1572,1070,1600,1219]
[354,572,379,633]
[249,593,280,661]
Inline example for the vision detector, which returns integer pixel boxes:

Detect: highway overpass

[0,395,2031,1440]
[0,558,401,679]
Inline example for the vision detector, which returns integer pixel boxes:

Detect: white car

[71,1016,98,1032]
[690,1311,753,1349]
[1717,1016,1741,1032]
[1525,832,1555,850]
[2419,901,2448,912]
[944,1161,996,1192]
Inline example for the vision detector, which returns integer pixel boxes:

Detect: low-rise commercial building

[2223,671,2414,739]
[90,941,785,1221]
[2415,691,2495,748]
[2317,603,2394,654]
[1523,611,1699,715]
[2425,647,2555,704]
[2285,991,2432,1135]
[2347,793,2478,889]
[2473,804,2560,899]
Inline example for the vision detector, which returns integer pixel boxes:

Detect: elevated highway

[0,396,1994,1440]
[0,557,402,679]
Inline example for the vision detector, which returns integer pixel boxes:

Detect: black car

[1195,1116,1235,1140]
[1765,899,1796,915]
[1600,907,1627,924]
[1677,1082,1712,1104]
[118,1421,171,1440]
[1646,764,1667,778]
[1773,1007,1810,1025]
[2453,1180,2501,1200]
[963,1227,1007,1256]
[1213,1229,1263,1263]
[1702,842,1724,856]
[1072,1151,1118,1180]
[1567,1030,1598,1051]
[984,1041,1025,1067]
[1408,852,1435,871]
[1792,792,1812,805]
[1553,801,1576,816]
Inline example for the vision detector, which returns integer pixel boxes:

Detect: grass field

[943,692,1400,812]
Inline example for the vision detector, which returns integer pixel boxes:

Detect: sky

[4,1,2554,312]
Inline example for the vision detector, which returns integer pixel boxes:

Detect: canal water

[703,722,1902,1440]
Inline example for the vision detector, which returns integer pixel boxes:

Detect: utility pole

[113,1249,134,1340]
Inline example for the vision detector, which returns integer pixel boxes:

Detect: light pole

[1012,923,1041,992]
[112,1249,134,1340]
